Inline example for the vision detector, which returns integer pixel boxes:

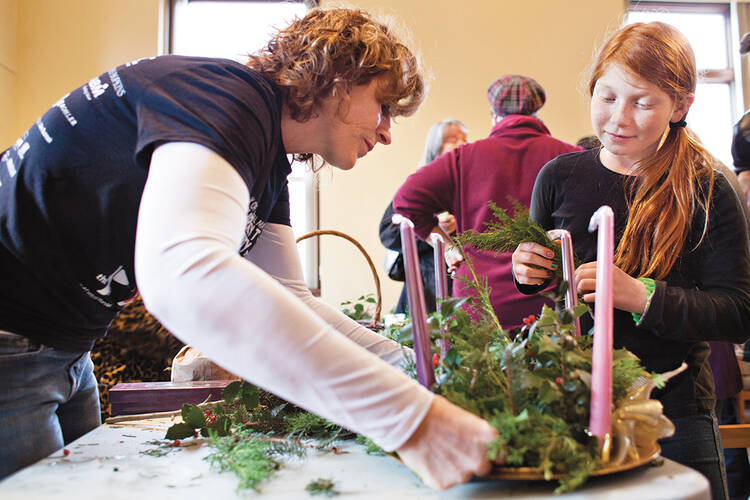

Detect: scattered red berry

[172,440,181,447]
[63,449,70,456]
[432,353,440,367]
[555,377,562,385]
[522,315,537,326]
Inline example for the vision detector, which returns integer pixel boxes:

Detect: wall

[317,0,626,316]
[12,0,161,140]
[0,0,18,148]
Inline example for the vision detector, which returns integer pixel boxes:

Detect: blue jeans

[0,330,101,480]
[660,410,729,500]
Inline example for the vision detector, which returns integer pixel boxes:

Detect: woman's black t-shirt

[0,55,292,351]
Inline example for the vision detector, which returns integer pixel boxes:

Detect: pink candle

[430,233,449,304]
[587,206,614,453]
[400,218,436,388]
[430,233,451,358]
[547,229,581,336]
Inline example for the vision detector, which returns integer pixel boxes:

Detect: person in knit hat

[486,74,546,118]
[393,75,580,328]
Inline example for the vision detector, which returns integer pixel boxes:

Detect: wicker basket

[296,229,382,329]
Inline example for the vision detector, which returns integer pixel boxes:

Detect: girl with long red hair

[513,22,750,500]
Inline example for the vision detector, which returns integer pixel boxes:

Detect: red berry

[555,377,562,385]
[241,418,248,425]
[63,449,70,456]
[172,440,181,447]
[432,353,440,367]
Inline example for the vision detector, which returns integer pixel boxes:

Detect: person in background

[512,22,750,500]
[379,119,467,314]
[733,31,750,208]
[393,75,580,330]
[0,8,501,487]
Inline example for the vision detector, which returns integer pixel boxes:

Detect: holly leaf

[537,336,561,354]
[223,381,243,404]
[206,415,232,436]
[240,383,260,410]
[165,422,195,440]
[182,404,205,428]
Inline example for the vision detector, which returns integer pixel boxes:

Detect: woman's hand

[573,262,649,313]
[444,245,463,273]
[512,242,556,285]
[396,395,502,489]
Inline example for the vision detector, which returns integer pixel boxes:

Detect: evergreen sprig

[456,199,582,283]
[204,429,285,492]
[305,477,339,496]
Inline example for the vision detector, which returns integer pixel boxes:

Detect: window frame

[626,1,742,166]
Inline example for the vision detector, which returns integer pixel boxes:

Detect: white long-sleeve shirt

[134,142,433,451]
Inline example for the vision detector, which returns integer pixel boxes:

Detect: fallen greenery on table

[163,381,358,493]
[305,477,339,496]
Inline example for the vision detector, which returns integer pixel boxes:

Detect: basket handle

[295,230,382,326]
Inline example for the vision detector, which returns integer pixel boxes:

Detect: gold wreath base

[487,441,660,480]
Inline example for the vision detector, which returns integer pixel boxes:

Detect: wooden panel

[109,380,234,416]
[719,424,750,449]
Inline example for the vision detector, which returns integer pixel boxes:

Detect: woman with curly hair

[512,22,750,499]
[0,8,498,486]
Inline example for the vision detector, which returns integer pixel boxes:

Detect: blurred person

[393,75,580,329]
[379,119,467,314]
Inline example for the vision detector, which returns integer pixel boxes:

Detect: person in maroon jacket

[393,75,580,329]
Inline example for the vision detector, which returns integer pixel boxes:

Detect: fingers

[396,395,498,489]
[512,242,556,285]
[574,262,596,302]
[445,247,463,272]
[437,213,456,234]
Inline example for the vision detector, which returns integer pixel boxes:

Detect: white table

[0,414,711,500]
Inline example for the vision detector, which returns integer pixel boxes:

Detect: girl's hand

[512,242,556,285]
[573,262,649,313]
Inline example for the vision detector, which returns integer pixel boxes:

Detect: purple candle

[587,206,614,455]
[430,233,451,358]
[400,218,436,388]
[547,229,581,336]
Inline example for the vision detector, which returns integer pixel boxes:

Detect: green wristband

[631,277,655,325]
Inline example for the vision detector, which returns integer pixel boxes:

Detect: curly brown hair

[246,7,425,161]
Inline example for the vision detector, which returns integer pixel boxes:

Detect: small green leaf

[182,404,206,428]
[240,383,260,410]
[165,422,195,440]
[223,381,243,404]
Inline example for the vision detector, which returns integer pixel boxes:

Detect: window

[168,0,320,290]
[627,2,740,167]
